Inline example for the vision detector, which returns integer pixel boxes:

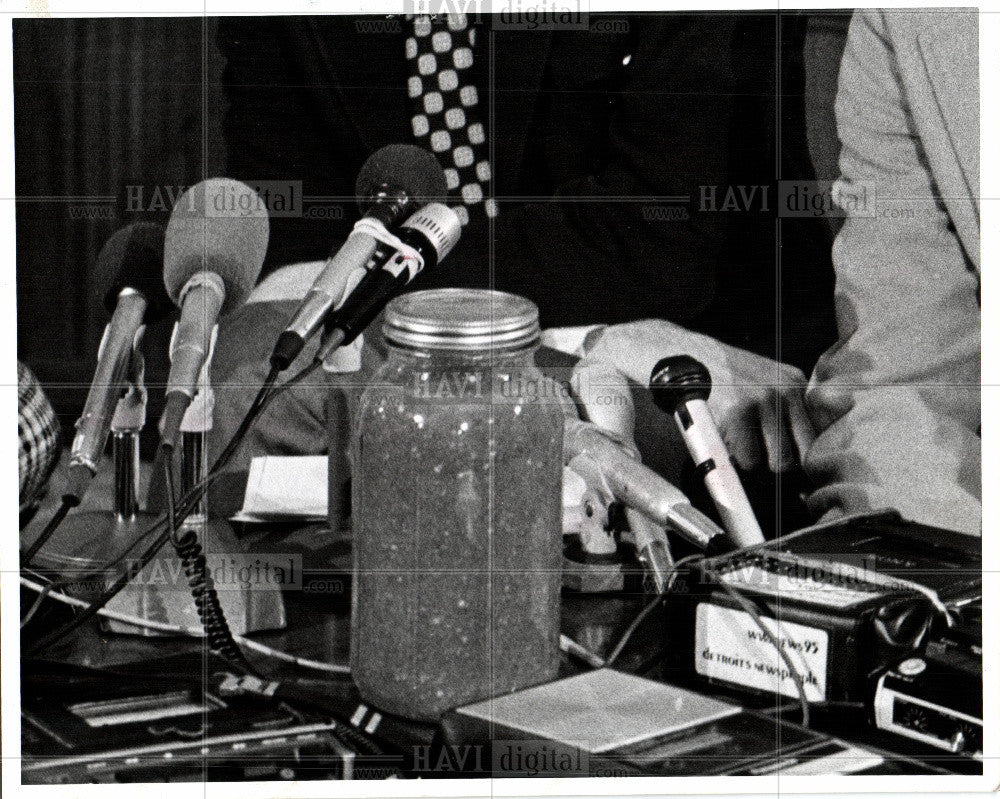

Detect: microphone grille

[355,144,448,210]
[96,222,172,324]
[649,355,712,413]
[163,178,269,315]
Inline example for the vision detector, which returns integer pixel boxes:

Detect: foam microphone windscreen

[97,222,173,324]
[355,144,448,210]
[163,178,269,315]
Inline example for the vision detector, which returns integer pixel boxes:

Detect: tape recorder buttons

[897,657,927,677]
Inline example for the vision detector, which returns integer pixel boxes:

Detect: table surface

[19,454,981,778]
[21,454,661,672]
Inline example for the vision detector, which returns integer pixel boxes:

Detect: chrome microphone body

[164,272,226,400]
[563,418,725,550]
[64,221,171,502]
[315,202,461,362]
[270,144,448,371]
[278,232,383,351]
[69,288,147,478]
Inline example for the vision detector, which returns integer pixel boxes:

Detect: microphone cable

[705,566,811,728]
[604,553,703,668]
[25,361,314,657]
[20,493,80,567]
[692,549,811,728]
[162,455,253,674]
[600,550,811,727]
[20,573,350,673]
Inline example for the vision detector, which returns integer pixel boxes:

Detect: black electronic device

[873,598,982,759]
[665,512,981,705]
[20,661,359,783]
[439,669,946,776]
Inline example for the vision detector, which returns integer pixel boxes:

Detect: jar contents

[350,289,564,722]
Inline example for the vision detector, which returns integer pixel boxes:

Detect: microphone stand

[104,325,286,636]
[177,326,216,526]
[23,337,153,594]
[110,354,147,523]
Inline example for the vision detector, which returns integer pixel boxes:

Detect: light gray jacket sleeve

[803,10,981,535]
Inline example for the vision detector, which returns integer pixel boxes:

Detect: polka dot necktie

[406,13,497,226]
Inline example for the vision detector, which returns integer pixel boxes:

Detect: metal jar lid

[383,288,541,352]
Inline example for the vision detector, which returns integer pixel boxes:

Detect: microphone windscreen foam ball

[163,178,269,315]
[355,144,448,210]
[96,222,173,324]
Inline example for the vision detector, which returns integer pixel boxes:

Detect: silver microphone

[563,418,726,550]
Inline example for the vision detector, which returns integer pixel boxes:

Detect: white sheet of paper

[540,324,603,356]
[233,455,328,522]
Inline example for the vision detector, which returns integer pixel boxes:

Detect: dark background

[14,17,227,433]
[13,12,850,439]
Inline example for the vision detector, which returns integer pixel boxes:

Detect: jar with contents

[351,288,564,722]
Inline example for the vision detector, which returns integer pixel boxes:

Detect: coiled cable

[163,456,253,674]
[25,362,311,656]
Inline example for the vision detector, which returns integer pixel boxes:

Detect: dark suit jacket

[218,14,741,330]
[196,14,839,522]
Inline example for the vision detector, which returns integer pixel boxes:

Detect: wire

[25,364,291,656]
[604,553,704,668]
[252,361,321,422]
[206,364,280,475]
[559,633,605,668]
[164,457,177,542]
[769,551,955,627]
[19,568,88,629]
[21,496,78,567]
[25,522,170,657]
[164,455,252,673]
[19,575,349,674]
[20,581,54,629]
[604,595,663,668]
[703,564,811,728]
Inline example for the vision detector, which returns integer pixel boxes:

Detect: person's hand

[580,320,815,473]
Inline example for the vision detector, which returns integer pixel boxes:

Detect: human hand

[581,320,815,472]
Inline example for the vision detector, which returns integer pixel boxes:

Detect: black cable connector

[270,331,305,372]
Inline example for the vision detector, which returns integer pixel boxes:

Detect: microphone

[649,355,765,548]
[159,178,269,450]
[314,202,461,362]
[66,222,172,502]
[562,418,726,550]
[270,144,447,371]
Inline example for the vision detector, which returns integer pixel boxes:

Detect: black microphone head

[649,355,712,414]
[163,178,269,315]
[355,144,448,224]
[96,222,172,324]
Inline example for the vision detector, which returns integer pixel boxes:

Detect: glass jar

[350,288,564,722]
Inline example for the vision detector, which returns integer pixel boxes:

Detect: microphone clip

[352,217,425,281]
[110,336,148,434]
[110,330,148,521]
